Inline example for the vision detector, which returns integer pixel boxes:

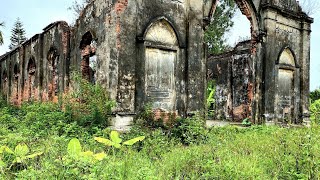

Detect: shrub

[310,88,320,103]
[134,104,172,130]
[64,72,114,129]
[311,99,320,123]
[171,115,208,145]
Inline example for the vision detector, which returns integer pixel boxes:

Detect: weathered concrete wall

[261,0,313,124]
[70,0,209,119]
[207,0,312,124]
[0,0,313,125]
[208,41,253,122]
[42,22,70,102]
[0,0,213,124]
[0,22,70,105]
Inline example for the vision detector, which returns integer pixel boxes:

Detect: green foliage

[0,144,42,172]
[241,118,252,126]
[207,80,216,117]
[172,115,208,145]
[0,83,114,140]
[94,130,145,149]
[9,17,27,50]
[205,0,237,54]
[311,99,320,123]
[134,104,173,129]
[1,93,320,178]
[64,72,114,130]
[310,88,320,103]
[66,138,106,162]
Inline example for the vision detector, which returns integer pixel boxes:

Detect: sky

[0,0,319,90]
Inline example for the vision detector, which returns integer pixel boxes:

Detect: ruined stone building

[0,0,313,125]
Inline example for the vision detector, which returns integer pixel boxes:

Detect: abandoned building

[0,0,313,126]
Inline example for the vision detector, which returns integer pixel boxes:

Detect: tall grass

[0,88,319,179]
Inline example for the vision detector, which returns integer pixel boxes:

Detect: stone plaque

[145,48,176,111]
[278,69,293,118]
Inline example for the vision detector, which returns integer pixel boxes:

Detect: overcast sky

[0,0,319,90]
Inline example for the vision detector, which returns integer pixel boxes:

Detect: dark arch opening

[79,31,97,83]
[2,70,7,81]
[27,58,36,75]
[80,32,93,50]
[13,63,20,104]
[47,47,59,68]
[47,47,59,99]
[14,63,20,79]
[27,57,36,101]
[2,69,8,96]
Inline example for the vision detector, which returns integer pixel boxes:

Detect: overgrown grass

[0,92,320,179]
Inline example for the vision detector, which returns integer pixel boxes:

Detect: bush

[171,115,208,145]
[64,72,114,129]
[311,99,320,123]
[134,104,176,130]
[310,89,320,103]
[134,105,208,145]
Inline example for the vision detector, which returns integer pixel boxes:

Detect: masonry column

[187,0,206,115]
[300,20,312,125]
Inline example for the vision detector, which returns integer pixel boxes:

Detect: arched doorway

[207,0,260,121]
[143,18,178,111]
[276,48,297,122]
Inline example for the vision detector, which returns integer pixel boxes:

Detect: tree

[0,22,4,45]
[69,0,93,17]
[310,88,320,103]
[299,0,320,16]
[205,0,237,54]
[9,18,27,50]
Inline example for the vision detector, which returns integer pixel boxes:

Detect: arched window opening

[79,31,97,83]
[27,58,36,101]
[144,18,178,111]
[47,48,59,100]
[277,48,296,121]
[14,64,20,79]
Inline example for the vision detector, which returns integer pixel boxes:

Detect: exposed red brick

[233,104,250,122]
[153,109,178,126]
[115,0,128,15]
[62,31,69,55]
[81,57,90,81]
[114,0,128,49]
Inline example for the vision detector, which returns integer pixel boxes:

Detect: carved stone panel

[278,69,293,119]
[145,48,176,111]
[145,19,178,46]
